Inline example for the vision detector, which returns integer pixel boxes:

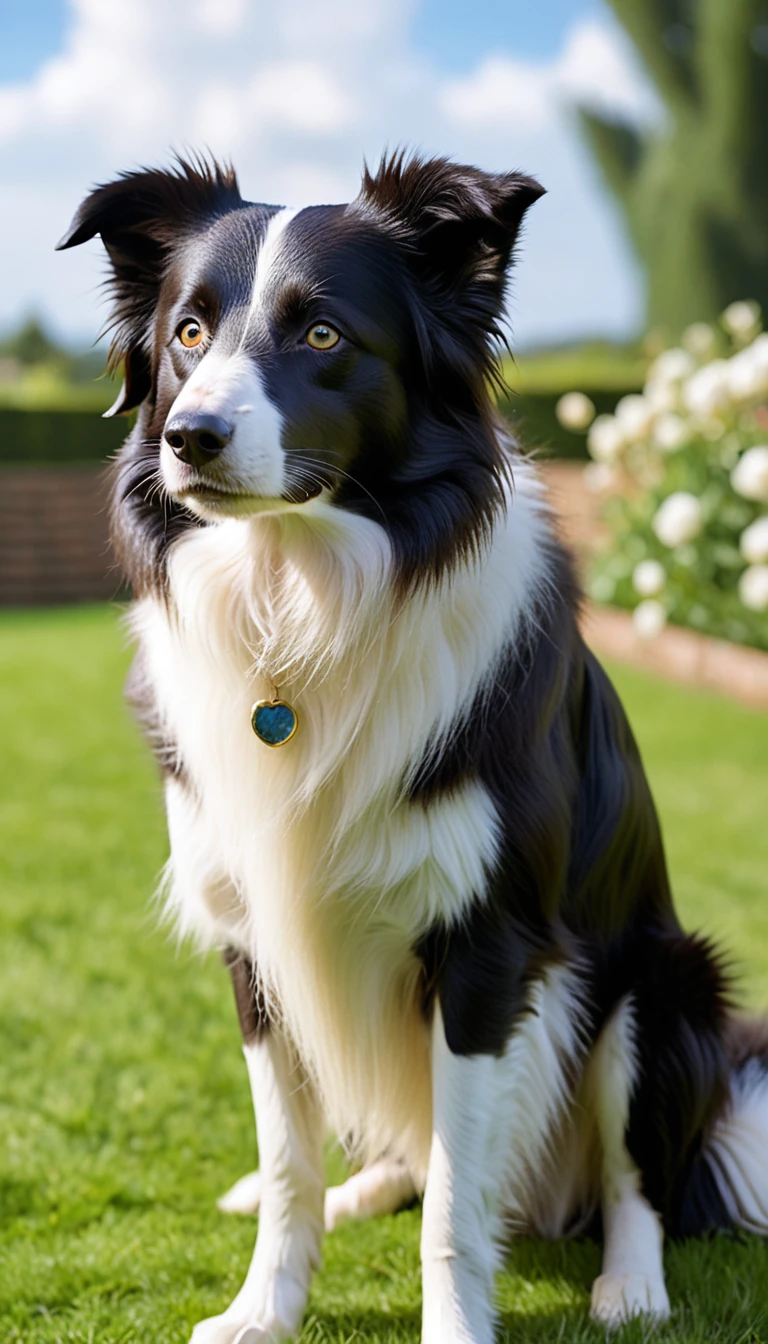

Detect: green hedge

[0,389,639,465]
[497,388,636,461]
[0,408,128,465]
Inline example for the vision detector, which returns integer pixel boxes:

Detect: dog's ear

[57,157,242,414]
[357,152,544,327]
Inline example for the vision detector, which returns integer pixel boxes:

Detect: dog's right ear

[56,157,241,414]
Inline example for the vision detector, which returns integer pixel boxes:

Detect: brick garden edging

[547,462,768,711]
[1,461,766,710]
[583,603,768,709]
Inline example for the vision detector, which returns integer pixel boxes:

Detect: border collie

[59,154,768,1344]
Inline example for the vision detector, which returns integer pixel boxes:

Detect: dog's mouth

[167,450,335,518]
[176,478,324,515]
[283,481,325,505]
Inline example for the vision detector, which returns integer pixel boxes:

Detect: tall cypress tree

[580,0,768,334]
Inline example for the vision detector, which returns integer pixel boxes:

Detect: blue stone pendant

[250,697,299,747]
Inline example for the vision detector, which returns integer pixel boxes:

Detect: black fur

[59,157,267,593]
[59,151,767,1256]
[56,155,243,411]
[59,152,543,594]
[413,546,737,1235]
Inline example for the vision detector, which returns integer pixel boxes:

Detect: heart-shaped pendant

[250,698,299,747]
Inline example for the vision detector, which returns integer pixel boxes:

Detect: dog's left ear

[56,157,241,414]
[358,153,544,320]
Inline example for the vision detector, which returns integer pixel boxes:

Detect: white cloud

[558,21,658,120]
[245,62,354,135]
[441,56,552,128]
[440,20,657,129]
[192,0,248,39]
[0,0,654,348]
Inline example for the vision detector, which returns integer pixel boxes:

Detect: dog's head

[59,153,543,574]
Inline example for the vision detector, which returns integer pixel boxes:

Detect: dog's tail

[683,1015,768,1235]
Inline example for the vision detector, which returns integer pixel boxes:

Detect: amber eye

[178,320,204,349]
[306,323,340,351]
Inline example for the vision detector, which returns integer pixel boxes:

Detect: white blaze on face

[244,206,300,331]
[161,348,286,511]
[160,208,301,518]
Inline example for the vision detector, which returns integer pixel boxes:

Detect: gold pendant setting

[250,694,299,747]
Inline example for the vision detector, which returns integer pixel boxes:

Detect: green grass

[501,342,646,396]
[1,604,767,1343]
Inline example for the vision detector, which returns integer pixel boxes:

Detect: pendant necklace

[250,683,299,748]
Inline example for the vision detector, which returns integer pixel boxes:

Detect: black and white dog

[59,154,768,1344]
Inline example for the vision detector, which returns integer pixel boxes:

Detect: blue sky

[4,0,605,79]
[412,0,605,65]
[0,0,653,350]
[0,1,66,81]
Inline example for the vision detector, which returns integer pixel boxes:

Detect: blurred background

[1,0,768,642]
[2,7,768,1339]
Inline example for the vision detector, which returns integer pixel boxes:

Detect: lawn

[1,603,767,1344]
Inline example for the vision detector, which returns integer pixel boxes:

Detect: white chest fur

[134,470,550,1171]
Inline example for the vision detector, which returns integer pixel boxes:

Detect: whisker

[288,466,328,490]
[146,475,169,508]
[123,468,164,504]
[289,451,388,524]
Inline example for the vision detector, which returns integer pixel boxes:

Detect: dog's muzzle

[164,412,233,470]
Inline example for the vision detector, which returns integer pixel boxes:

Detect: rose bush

[558,304,768,650]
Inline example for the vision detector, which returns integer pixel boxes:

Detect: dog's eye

[178,320,204,349]
[306,323,340,351]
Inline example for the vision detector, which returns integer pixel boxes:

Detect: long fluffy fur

[134,455,551,1174]
[60,151,768,1343]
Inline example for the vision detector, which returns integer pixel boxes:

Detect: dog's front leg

[192,961,324,1344]
[420,1002,504,1344]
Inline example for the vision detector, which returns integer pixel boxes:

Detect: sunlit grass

[1,604,767,1342]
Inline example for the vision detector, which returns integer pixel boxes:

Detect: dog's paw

[223,1169,346,1230]
[590,1273,671,1328]
[323,1187,343,1233]
[324,1160,417,1232]
[217,1170,262,1215]
[190,1314,287,1344]
[232,1328,285,1344]
[190,1315,241,1344]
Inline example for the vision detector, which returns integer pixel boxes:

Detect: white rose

[722,300,761,340]
[727,346,768,401]
[682,360,731,417]
[644,377,679,413]
[750,332,768,377]
[653,413,689,453]
[556,391,595,432]
[682,322,718,358]
[632,559,666,597]
[583,462,620,494]
[615,393,655,442]
[633,599,667,639]
[738,564,768,612]
[587,414,624,462]
[739,516,768,564]
[652,492,703,547]
[731,446,768,503]
[648,348,695,385]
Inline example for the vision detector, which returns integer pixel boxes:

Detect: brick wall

[0,462,596,607]
[0,466,119,606]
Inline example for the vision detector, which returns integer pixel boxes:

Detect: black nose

[164,413,233,469]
